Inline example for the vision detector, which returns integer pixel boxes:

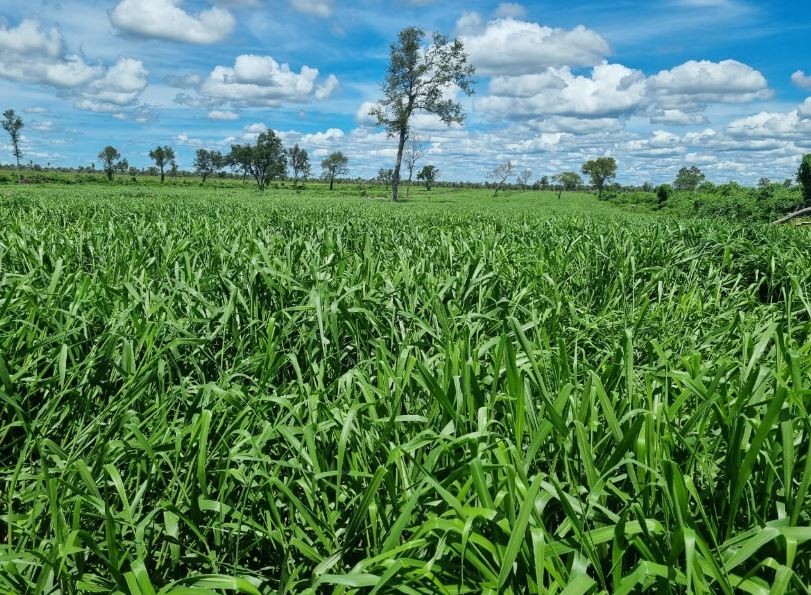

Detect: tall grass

[1,188,810,593]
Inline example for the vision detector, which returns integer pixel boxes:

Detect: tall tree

[488,160,515,197]
[2,109,24,184]
[228,131,287,192]
[404,134,428,198]
[321,151,349,190]
[97,146,123,182]
[416,164,439,190]
[370,26,475,202]
[539,175,550,191]
[582,157,617,199]
[149,145,175,183]
[194,149,224,183]
[673,166,705,191]
[287,144,310,189]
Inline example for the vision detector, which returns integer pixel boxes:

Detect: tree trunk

[391,127,407,202]
[773,206,811,224]
[15,155,21,184]
[160,167,165,183]
[558,188,563,199]
[329,173,335,190]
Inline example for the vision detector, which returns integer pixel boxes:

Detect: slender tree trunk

[558,187,563,199]
[773,206,811,224]
[391,127,407,202]
[160,166,165,183]
[15,154,21,184]
[329,173,335,190]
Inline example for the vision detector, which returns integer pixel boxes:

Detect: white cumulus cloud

[791,70,811,90]
[110,0,235,44]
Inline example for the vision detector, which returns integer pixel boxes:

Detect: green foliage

[96,146,123,182]
[797,154,811,205]
[416,164,438,190]
[1,186,810,593]
[581,157,617,198]
[656,183,671,208]
[674,165,706,191]
[287,144,310,188]
[227,131,287,192]
[149,145,176,183]
[321,151,349,190]
[370,26,475,200]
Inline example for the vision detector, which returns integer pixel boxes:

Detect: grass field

[1,184,810,593]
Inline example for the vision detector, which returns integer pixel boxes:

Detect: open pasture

[1,186,810,593]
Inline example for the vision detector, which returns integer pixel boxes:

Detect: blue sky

[1,0,809,183]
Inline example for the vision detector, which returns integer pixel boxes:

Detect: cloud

[647,59,771,105]
[290,0,333,17]
[164,73,204,89]
[185,54,338,108]
[73,58,149,113]
[109,0,235,44]
[791,70,811,90]
[207,109,239,120]
[726,104,811,140]
[493,3,527,19]
[649,108,708,125]
[0,19,100,87]
[477,62,646,118]
[459,17,610,74]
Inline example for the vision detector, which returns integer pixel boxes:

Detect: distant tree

[116,158,129,176]
[321,151,349,190]
[656,184,672,209]
[2,109,24,184]
[488,160,515,197]
[404,134,428,198]
[517,168,532,190]
[798,154,811,205]
[169,161,178,178]
[227,144,253,182]
[757,177,771,189]
[377,168,394,191]
[539,175,550,191]
[194,148,224,183]
[287,144,310,189]
[149,145,175,183]
[97,145,123,181]
[370,26,475,202]
[641,181,654,192]
[673,166,705,191]
[582,157,617,199]
[416,164,439,190]
[783,178,793,188]
[698,181,716,193]
[554,172,582,198]
[227,131,287,192]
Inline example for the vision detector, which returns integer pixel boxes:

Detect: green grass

[1,185,810,593]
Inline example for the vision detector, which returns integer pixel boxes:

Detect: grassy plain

[1,183,810,593]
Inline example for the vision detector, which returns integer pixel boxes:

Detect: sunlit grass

[1,186,809,593]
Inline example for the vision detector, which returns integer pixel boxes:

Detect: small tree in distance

[517,169,532,191]
[553,172,582,198]
[2,109,24,184]
[194,149,224,184]
[321,151,349,190]
[97,146,123,181]
[404,134,428,198]
[227,131,287,192]
[287,144,310,189]
[656,184,672,209]
[416,164,439,190]
[489,160,515,197]
[371,26,475,202]
[149,145,175,183]
[378,168,394,191]
[673,166,705,191]
[582,157,617,199]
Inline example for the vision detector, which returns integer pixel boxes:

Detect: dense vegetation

[1,186,809,593]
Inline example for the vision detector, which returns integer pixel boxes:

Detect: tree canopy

[582,157,617,199]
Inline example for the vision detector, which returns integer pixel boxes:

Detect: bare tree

[371,26,475,202]
[517,168,532,191]
[404,134,429,198]
[488,160,515,197]
[2,109,24,184]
